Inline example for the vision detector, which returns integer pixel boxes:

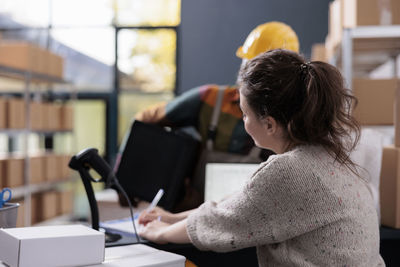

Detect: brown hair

[237,49,360,174]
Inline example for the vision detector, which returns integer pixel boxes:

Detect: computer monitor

[205,163,259,202]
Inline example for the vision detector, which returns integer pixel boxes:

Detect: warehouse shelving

[331,25,400,253]
[333,25,400,87]
[0,62,75,226]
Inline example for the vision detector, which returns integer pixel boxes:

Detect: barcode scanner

[69,148,114,186]
[69,148,140,244]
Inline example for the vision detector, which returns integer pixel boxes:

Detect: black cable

[109,176,141,244]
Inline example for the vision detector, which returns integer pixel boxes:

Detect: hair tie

[300,62,311,69]
[300,62,311,78]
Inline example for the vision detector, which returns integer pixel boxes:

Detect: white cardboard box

[0,224,105,267]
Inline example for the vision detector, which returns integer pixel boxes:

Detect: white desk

[0,244,185,267]
[92,244,185,267]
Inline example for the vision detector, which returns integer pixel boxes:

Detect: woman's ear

[263,116,278,135]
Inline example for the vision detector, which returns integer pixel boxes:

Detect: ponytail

[237,49,360,174]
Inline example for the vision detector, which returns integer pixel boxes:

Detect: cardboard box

[0,159,3,188]
[53,103,62,131]
[29,155,45,184]
[49,52,64,79]
[341,0,400,27]
[352,78,398,125]
[43,103,61,131]
[31,191,59,223]
[0,225,105,267]
[41,49,52,76]
[15,200,24,228]
[6,98,26,129]
[10,199,25,228]
[57,190,73,215]
[329,0,342,48]
[44,154,58,181]
[31,193,41,224]
[395,87,400,147]
[311,43,328,62]
[42,191,59,220]
[2,157,24,188]
[324,35,335,63]
[60,104,74,131]
[0,97,6,129]
[393,0,400,25]
[29,102,44,130]
[380,146,400,228]
[35,47,48,75]
[0,41,43,74]
[42,103,50,131]
[57,154,71,180]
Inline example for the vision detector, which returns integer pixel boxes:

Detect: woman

[139,49,384,266]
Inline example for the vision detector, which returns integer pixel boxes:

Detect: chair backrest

[114,120,199,210]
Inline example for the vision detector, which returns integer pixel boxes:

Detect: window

[118,29,176,92]
[114,0,180,26]
[114,0,180,146]
[0,0,181,161]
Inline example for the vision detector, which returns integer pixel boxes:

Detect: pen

[147,189,164,212]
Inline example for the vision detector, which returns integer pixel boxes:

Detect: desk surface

[0,244,186,267]
[92,244,185,267]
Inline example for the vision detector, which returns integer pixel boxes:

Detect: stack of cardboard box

[31,190,74,225]
[310,0,400,228]
[380,84,400,228]
[352,79,398,125]
[0,156,24,188]
[31,101,74,131]
[0,40,74,227]
[0,41,64,78]
[10,189,74,227]
[311,0,400,61]
[43,153,72,182]
[5,98,26,129]
[0,98,74,131]
[0,153,72,189]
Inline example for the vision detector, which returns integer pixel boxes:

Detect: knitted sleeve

[186,188,271,252]
[186,154,345,252]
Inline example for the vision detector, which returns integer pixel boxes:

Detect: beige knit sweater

[187,145,385,266]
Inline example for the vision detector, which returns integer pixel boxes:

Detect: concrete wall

[178,0,331,94]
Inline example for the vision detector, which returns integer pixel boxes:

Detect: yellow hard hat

[236,21,299,60]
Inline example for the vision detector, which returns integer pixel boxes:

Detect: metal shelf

[0,129,73,137]
[337,25,400,87]
[11,179,74,199]
[0,65,68,84]
[0,61,75,226]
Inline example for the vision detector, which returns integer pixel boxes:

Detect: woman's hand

[139,219,191,244]
[138,220,171,244]
[138,206,175,225]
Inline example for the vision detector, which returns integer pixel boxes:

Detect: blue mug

[0,188,12,208]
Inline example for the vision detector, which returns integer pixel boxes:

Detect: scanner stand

[69,148,141,247]
[77,167,122,244]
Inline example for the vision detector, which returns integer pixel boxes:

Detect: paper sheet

[100,214,142,236]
